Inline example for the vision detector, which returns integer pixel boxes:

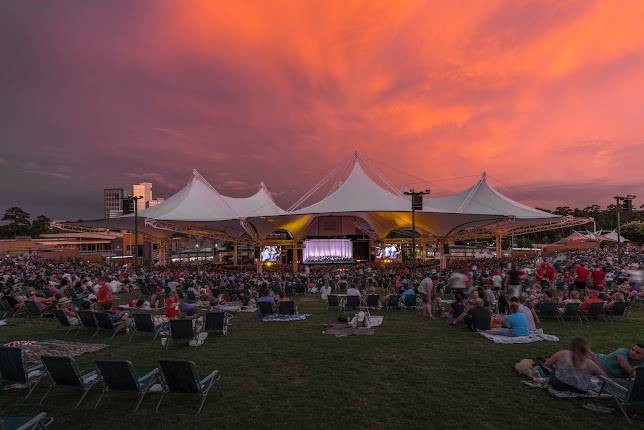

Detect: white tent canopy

[424,172,557,219]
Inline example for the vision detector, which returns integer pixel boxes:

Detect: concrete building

[132,182,153,211]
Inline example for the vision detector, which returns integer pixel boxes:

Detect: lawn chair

[582,302,604,321]
[400,294,417,310]
[598,366,644,424]
[204,312,229,336]
[557,302,581,322]
[294,284,306,295]
[257,301,275,317]
[387,294,400,311]
[166,319,199,349]
[0,412,53,430]
[185,290,197,303]
[24,301,52,318]
[327,295,340,310]
[605,302,628,321]
[0,347,46,399]
[130,313,166,342]
[536,302,558,320]
[1,300,23,319]
[344,295,360,312]
[94,360,160,411]
[39,355,100,408]
[94,312,128,339]
[156,359,221,415]
[77,310,98,335]
[365,294,380,309]
[52,310,80,335]
[278,301,296,315]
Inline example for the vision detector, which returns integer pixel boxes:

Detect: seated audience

[594,343,644,379]
[545,337,605,393]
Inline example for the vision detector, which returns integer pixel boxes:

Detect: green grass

[1,299,643,429]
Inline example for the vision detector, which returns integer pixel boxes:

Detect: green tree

[30,215,51,237]
[1,207,31,238]
[621,221,644,244]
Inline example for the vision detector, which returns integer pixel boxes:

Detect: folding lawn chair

[257,301,275,317]
[204,312,229,336]
[77,310,98,335]
[557,302,581,322]
[344,295,360,312]
[278,301,296,315]
[156,359,221,415]
[605,302,628,321]
[582,302,604,321]
[39,355,100,408]
[400,295,417,310]
[166,319,199,349]
[365,294,380,309]
[24,301,52,318]
[327,295,340,310]
[0,300,22,319]
[598,365,644,424]
[52,310,80,335]
[387,294,400,310]
[94,360,160,411]
[0,347,46,399]
[536,302,558,320]
[0,412,53,430]
[94,312,128,339]
[130,313,166,342]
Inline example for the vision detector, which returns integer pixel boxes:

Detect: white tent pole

[287,154,354,211]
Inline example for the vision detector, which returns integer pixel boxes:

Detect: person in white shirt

[418,274,433,318]
[319,283,332,300]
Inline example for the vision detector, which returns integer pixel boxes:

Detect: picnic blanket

[521,379,612,400]
[3,340,108,363]
[0,320,7,327]
[260,314,310,322]
[213,303,257,313]
[323,324,375,337]
[479,329,559,344]
[368,316,384,327]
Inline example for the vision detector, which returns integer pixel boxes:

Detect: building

[132,182,153,211]
[104,188,128,218]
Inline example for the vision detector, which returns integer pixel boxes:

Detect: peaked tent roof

[138,170,240,221]
[424,172,558,219]
[222,183,286,217]
[597,231,629,242]
[294,160,426,214]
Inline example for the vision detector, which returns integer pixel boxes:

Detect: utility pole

[403,189,430,275]
[613,195,636,264]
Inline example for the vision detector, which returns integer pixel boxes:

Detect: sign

[411,194,423,211]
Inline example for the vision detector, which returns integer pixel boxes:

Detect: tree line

[0,207,53,239]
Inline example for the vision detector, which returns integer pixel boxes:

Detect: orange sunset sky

[1,0,643,218]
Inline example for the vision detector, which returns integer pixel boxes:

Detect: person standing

[418,273,433,318]
[505,264,522,298]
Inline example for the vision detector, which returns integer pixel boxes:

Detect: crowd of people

[1,245,642,396]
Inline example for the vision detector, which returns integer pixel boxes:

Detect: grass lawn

[1,298,642,429]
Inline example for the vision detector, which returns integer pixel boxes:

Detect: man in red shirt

[591,265,606,291]
[96,278,111,305]
[575,263,589,292]
[580,290,604,313]
[165,291,178,319]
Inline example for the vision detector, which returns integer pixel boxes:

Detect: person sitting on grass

[447,292,465,325]
[502,303,529,337]
[594,343,644,379]
[545,336,606,394]
[510,296,539,332]
[463,298,491,331]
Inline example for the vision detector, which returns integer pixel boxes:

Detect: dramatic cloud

[1,0,643,218]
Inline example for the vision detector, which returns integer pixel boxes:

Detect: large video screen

[260,246,281,262]
[375,244,401,260]
[303,239,353,264]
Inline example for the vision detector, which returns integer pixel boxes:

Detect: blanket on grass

[213,303,257,313]
[3,339,108,363]
[260,314,310,322]
[368,316,384,327]
[479,329,559,344]
[323,324,375,337]
[0,320,7,327]
[521,379,612,400]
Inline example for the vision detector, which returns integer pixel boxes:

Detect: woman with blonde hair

[545,337,606,393]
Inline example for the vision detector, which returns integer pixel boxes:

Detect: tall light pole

[124,195,143,270]
[403,189,430,275]
[613,195,636,264]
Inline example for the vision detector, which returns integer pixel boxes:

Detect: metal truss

[449,216,593,241]
[50,221,111,234]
